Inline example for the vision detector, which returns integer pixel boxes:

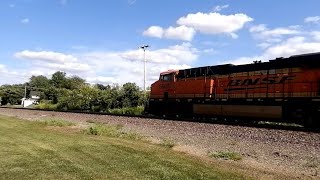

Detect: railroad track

[0,106,319,133]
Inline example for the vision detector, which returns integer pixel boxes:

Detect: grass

[160,138,175,148]
[0,115,247,179]
[84,123,142,140]
[209,151,242,161]
[37,119,75,127]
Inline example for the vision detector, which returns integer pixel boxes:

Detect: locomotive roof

[176,52,320,78]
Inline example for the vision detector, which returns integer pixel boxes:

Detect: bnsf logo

[227,75,295,86]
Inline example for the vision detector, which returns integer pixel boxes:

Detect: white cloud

[12,43,200,87]
[21,18,30,24]
[143,26,164,38]
[304,16,320,24]
[15,50,77,63]
[164,26,196,41]
[263,36,320,58]
[226,36,320,65]
[213,4,229,12]
[143,25,196,41]
[250,24,300,40]
[177,12,253,36]
[311,31,320,41]
[15,50,90,73]
[144,12,252,41]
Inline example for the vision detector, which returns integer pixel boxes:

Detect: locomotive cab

[150,70,178,100]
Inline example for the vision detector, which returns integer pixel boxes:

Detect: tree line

[0,71,148,114]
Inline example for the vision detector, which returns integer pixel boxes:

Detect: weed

[305,158,319,168]
[120,132,142,140]
[86,119,97,124]
[84,124,122,136]
[209,151,242,161]
[38,119,74,127]
[107,106,144,115]
[84,124,141,140]
[160,138,175,148]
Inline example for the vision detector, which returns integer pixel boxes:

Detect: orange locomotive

[147,52,320,127]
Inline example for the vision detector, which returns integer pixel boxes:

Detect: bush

[108,106,144,115]
[35,102,58,110]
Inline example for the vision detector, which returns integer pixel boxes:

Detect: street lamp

[140,45,149,91]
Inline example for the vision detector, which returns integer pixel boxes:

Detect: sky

[1,0,320,87]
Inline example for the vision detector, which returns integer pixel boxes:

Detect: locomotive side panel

[193,104,282,119]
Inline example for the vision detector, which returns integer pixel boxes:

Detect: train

[146,52,320,127]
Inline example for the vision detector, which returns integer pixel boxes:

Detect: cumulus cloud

[250,24,301,41]
[213,4,229,12]
[177,12,253,37]
[15,50,90,73]
[12,43,200,87]
[15,50,77,63]
[21,18,29,24]
[304,16,320,24]
[144,12,253,41]
[143,25,196,41]
[311,31,320,41]
[226,36,320,65]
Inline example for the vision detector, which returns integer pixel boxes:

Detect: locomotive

[147,52,320,127]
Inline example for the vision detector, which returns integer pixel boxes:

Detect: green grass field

[0,115,247,180]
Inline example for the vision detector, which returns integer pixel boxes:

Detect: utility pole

[24,85,27,98]
[140,45,149,91]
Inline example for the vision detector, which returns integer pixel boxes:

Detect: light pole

[140,45,149,91]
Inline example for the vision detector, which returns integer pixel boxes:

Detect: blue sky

[0,0,320,87]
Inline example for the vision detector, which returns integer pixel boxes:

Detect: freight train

[146,52,320,127]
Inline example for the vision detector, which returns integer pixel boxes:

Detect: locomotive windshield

[159,73,174,81]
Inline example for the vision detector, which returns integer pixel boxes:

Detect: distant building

[21,91,40,108]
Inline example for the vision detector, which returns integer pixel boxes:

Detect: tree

[29,75,50,89]
[119,83,140,107]
[51,71,67,88]
[0,84,25,105]
[66,76,86,90]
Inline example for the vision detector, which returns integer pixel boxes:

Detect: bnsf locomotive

[147,52,320,127]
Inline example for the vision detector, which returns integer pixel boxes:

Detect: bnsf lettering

[228,75,295,86]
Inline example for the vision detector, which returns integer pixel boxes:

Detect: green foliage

[107,106,144,115]
[35,101,58,110]
[0,84,25,105]
[84,123,141,140]
[29,75,50,89]
[209,151,242,161]
[0,71,150,115]
[37,119,74,127]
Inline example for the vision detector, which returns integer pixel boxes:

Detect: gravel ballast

[0,108,319,179]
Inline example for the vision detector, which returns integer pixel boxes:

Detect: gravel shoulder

[1,108,319,179]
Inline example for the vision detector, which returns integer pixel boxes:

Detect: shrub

[34,102,58,110]
[108,106,144,115]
